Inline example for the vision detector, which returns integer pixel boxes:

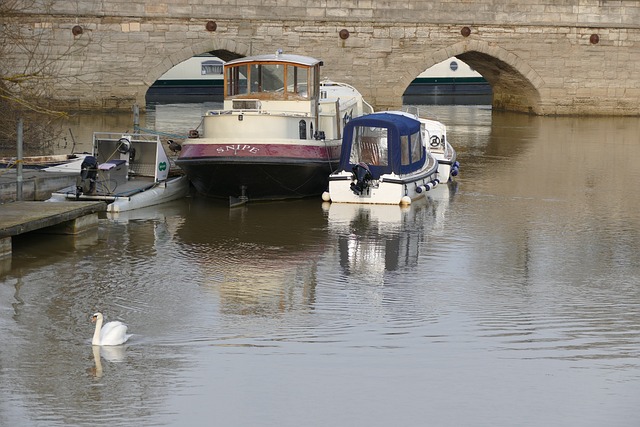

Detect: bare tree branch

[0,0,88,153]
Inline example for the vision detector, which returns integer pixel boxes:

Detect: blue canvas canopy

[338,112,425,178]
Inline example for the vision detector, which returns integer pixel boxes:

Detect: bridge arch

[399,40,544,114]
[139,38,253,104]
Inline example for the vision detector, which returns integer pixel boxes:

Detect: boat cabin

[338,113,427,179]
[224,52,321,109]
[195,51,371,143]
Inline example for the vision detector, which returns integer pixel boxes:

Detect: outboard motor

[350,162,373,195]
[76,156,98,198]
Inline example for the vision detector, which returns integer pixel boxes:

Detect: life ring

[429,135,440,148]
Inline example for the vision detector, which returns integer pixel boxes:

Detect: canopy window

[401,130,423,166]
[349,126,389,167]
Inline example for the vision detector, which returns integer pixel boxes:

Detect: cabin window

[226,64,248,96]
[299,120,307,139]
[249,63,286,94]
[401,135,410,165]
[249,64,261,93]
[201,60,223,75]
[288,66,309,98]
[401,131,423,166]
[350,126,388,166]
[410,130,422,162]
[227,61,317,100]
[400,132,422,166]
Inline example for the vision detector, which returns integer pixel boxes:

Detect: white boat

[403,57,491,105]
[399,108,460,183]
[146,54,225,103]
[48,132,190,213]
[324,111,457,205]
[175,50,374,205]
[0,153,88,172]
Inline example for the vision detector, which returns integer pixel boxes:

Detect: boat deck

[55,176,159,200]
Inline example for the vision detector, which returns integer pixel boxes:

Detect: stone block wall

[3,0,640,115]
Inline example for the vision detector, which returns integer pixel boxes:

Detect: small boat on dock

[0,153,88,172]
[175,50,374,206]
[323,111,458,205]
[47,132,189,213]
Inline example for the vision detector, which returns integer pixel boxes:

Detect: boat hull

[106,175,190,213]
[177,140,342,200]
[0,154,87,172]
[178,157,338,200]
[327,168,440,205]
[48,175,190,212]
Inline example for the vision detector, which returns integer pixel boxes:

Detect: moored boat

[47,132,189,212]
[146,54,225,103]
[398,108,460,183]
[324,111,454,205]
[403,58,491,105]
[175,50,374,205]
[0,153,88,172]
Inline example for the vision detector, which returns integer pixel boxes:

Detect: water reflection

[90,345,126,379]
[324,184,456,282]
[174,197,324,317]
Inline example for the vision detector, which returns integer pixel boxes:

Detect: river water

[1,104,640,427]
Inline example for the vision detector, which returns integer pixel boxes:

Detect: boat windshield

[225,62,316,100]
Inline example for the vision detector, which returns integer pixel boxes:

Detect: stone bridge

[4,0,640,115]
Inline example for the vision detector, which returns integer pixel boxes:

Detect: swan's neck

[92,317,103,345]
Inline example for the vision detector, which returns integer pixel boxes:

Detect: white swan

[91,312,132,346]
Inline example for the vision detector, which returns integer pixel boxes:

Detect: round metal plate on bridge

[206,21,217,31]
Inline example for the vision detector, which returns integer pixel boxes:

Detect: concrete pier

[0,201,106,258]
[0,169,79,203]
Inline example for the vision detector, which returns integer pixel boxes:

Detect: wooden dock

[0,201,106,257]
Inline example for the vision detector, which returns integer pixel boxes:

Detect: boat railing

[93,132,161,144]
[443,140,456,159]
[401,105,441,122]
[320,80,374,112]
[205,109,309,118]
